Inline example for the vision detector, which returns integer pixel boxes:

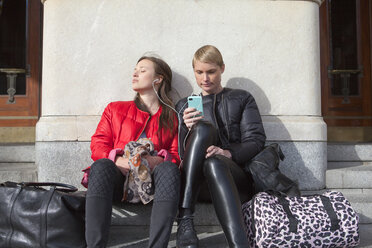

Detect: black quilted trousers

[85,159,180,248]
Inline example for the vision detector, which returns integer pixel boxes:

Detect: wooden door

[320,0,372,142]
[0,0,42,142]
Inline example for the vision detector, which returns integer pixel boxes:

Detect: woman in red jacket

[85,56,180,248]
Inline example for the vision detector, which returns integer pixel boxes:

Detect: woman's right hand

[183,107,203,129]
[114,156,130,175]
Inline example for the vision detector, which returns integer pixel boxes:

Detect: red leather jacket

[90,101,180,165]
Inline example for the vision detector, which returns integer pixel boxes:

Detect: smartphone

[187,95,204,116]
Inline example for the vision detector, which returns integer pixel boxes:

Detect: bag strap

[267,191,340,233]
[320,195,340,231]
[5,186,23,248]
[264,191,298,232]
[270,143,285,161]
[276,195,299,233]
[40,186,56,248]
[251,192,299,234]
[20,182,78,193]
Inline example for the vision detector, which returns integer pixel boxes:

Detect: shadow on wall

[226,77,321,190]
[170,71,193,103]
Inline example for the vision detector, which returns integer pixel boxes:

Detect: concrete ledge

[262,115,326,141]
[36,140,327,190]
[328,143,372,162]
[275,141,326,190]
[36,141,92,189]
[326,162,372,188]
[0,163,37,182]
[0,144,35,163]
[36,115,327,142]
[36,116,98,142]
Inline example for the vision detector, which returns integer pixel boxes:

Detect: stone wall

[37,0,326,190]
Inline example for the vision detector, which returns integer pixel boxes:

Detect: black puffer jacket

[176,87,266,166]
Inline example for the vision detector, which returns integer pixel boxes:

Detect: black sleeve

[228,93,266,165]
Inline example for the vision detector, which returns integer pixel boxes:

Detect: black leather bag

[244,143,301,197]
[0,182,86,248]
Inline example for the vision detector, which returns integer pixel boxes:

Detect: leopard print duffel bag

[242,190,360,248]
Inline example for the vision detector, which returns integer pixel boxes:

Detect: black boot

[148,201,179,248]
[176,214,198,248]
[85,196,113,248]
[85,159,125,248]
[149,162,181,248]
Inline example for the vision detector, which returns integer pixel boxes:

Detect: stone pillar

[37,0,326,190]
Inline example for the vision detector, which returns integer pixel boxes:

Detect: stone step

[108,188,372,247]
[107,224,372,248]
[0,144,35,162]
[328,143,372,162]
[108,225,226,248]
[0,162,38,182]
[111,203,219,226]
[359,224,372,248]
[111,188,372,229]
[326,162,372,188]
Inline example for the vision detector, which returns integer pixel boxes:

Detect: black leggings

[180,120,253,248]
[180,121,254,208]
[85,158,180,248]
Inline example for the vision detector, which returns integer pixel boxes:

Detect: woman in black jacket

[175,45,266,248]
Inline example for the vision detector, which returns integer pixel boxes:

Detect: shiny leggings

[180,120,253,248]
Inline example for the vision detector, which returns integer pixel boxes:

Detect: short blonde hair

[192,45,224,68]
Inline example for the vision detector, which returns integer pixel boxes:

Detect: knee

[153,161,180,181]
[203,155,229,178]
[153,162,181,201]
[89,158,117,180]
[191,120,217,140]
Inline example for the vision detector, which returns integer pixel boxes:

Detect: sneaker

[176,215,199,248]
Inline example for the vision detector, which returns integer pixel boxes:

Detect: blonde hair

[192,45,224,68]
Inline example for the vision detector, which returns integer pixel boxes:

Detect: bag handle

[2,182,78,193]
[267,191,340,233]
[22,182,78,192]
[276,195,299,233]
[319,195,340,231]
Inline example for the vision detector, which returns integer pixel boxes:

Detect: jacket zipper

[212,94,219,128]
[213,94,227,145]
[136,114,151,141]
[221,94,230,141]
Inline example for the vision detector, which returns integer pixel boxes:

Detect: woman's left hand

[205,145,232,159]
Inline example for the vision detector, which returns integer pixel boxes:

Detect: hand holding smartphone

[187,96,204,117]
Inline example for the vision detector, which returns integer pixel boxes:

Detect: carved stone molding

[309,0,325,5]
[274,0,325,6]
[38,0,324,6]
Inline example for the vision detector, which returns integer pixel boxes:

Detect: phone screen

[187,96,204,116]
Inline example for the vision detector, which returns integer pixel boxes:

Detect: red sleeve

[167,116,180,166]
[90,103,114,161]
